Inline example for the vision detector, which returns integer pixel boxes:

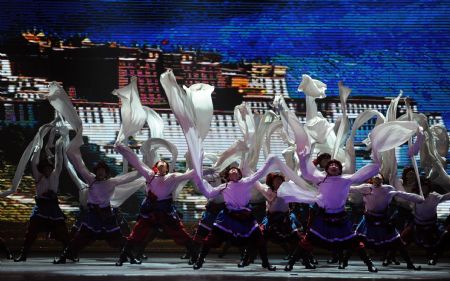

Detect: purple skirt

[198,202,226,231]
[31,197,65,221]
[213,208,259,238]
[80,204,121,234]
[356,213,400,247]
[308,209,356,246]
[261,212,301,241]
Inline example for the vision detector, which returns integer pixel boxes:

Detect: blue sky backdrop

[1,0,449,125]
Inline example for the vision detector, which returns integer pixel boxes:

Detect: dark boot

[53,248,69,264]
[398,246,421,270]
[285,246,300,271]
[389,250,400,265]
[302,255,316,269]
[338,251,348,269]
[383,249,400,266]
[53,247,74,264]
[14,246,31,262]
[14,230,36,262]
[115,251,128,266]
[53,255,66,264]
[67,254,79,263]
[187,241,200,265]
[237,247,252,268]
[5,249,13,260]
[284,257,297,272]
[391,256,401,265]
[327,251,339,264]
[382,258,391,266]
[14,250,27,262]
[285,247,314,271]
[359,249,378,273]
[116,243,141,266]
[259,247,276,271]
[135,242,148,260]
[262,260,277,271]
[193,246,208,270]
[427,252,438,266]
[406,262,421,270]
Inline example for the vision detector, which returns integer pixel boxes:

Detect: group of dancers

[1,71,450,274]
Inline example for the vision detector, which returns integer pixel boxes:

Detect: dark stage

[1,254,449,281]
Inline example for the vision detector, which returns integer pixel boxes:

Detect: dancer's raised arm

[298,149,325,185]
[348,162,381,184]
[67,141,96,185]
[349,183,372,194]
[194,175,225,199]
[108,170,141,187]
[115,142,154,182]
[50,135,65,181]
[162,169,196,196]
[391,190,424,203]
[30,143,43,181]
[241,155,278,186]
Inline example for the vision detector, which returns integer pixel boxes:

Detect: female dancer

[191,170,226,256]
[284,150,381,273]
[350,173,423,270]
[15,134,70,262]
[192,156,280,271]
[114,143,197,266]
[53,142,140,264]
[400,179,450,265]
[259,173,302,259]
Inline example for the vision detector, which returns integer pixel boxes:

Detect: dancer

[15,133,70,262]
[53,141,140,264]
[114,143,197,266]
[192,156,281,271]
[382,166,418,265]
[351,173,423,270]
[311,152,340,264]
[400,178,450,265]
[283,150,380,272]
[259,172,303,260]
[191,170,226,256]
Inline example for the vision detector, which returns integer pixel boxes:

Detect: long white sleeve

[165,169,195,194]
[51,136,65,180]
[392,190,424,204]
[194,177,225,199]
[67,142,96,185]
[30,145,42,181]
[115,143,154,182]
[241,155,278,186]
[349,184,372,194]
[348,163,381,184]
[108,170,142,187]
[298,153,325,185]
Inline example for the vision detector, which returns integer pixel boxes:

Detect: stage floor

[1,254,449,281]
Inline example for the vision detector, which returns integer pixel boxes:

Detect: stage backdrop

[0,0,449,225]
